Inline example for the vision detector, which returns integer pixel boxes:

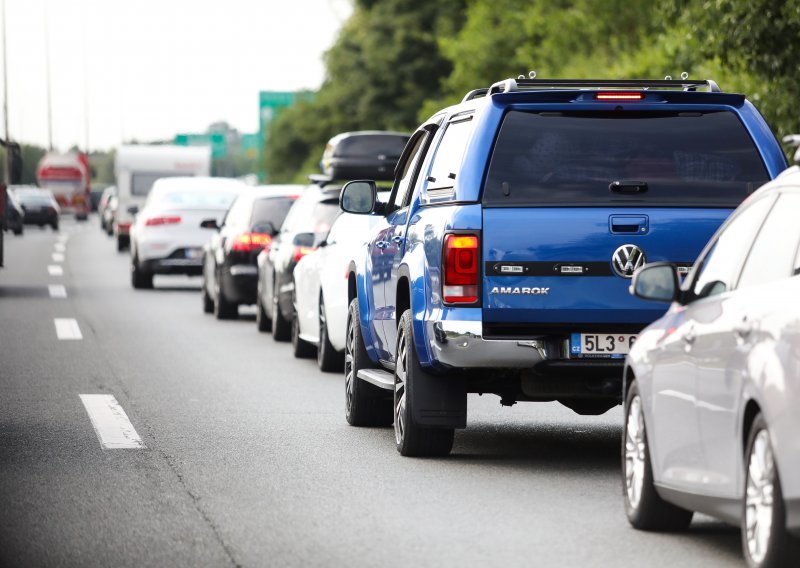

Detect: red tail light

[117,221,132,233]
[443,233,479,305]
[595,91,644,101]
[145,215,181,226]
[231,232,272,252]
[293,246,315,263]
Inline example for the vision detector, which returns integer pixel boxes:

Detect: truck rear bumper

[428,320,556,368]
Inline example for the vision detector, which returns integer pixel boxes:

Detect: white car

[292,202,388,371]
[129,177,244,289]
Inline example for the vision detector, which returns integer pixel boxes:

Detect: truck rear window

[483,110,769,207]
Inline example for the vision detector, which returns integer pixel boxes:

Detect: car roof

[248,185,307,199]
[150,176,245,193]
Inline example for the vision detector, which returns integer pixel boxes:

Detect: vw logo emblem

[612,244,646,278]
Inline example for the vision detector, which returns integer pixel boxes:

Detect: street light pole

[43,0,53,151]
[2,0,11,184]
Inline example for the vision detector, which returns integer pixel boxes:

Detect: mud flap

[410,370,467,429]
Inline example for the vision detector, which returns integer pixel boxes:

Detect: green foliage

[0,144,46,185]
[263,0,464,182]
[266,0,796,182]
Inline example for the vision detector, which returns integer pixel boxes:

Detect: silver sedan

[623,168,800,567]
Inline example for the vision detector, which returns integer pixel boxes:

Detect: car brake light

[443,233,479,305]
[231,232,272,252]
[117,221,132,232]
[145,215,181,226]
[595,91,644,101]
[293,246,315,263]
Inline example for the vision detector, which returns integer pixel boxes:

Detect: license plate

[570,333,637,358]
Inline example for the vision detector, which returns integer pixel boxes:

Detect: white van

[114,145,211,251]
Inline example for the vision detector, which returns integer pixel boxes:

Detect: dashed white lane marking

[54,243,66,252]
[56,235,69,243]
[79,395,145,449]
[48,265,63,276]
[54,318,82,340]
[48,285,67,298]
[52,252,65,262]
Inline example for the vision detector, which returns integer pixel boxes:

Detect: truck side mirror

[340,180,377,214]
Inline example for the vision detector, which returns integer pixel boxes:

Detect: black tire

[202,286,214,314]
[291,312,316,358]
[131,256,154,289]
[345,298,392,427]
[214,278,238,320]
[51,221,59,231]
[13,225,22,236]
[106,223,113,237]
[271,285,291,341]
[741,413,800,568]
[256,289,271,332]
[317,295,344,372]
[117,236,128,252]
[393,309,454,457]
[623,380,693,531]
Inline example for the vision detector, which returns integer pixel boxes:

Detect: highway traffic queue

[93,77,799,568]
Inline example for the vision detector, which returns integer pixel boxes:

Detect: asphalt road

[0,217,743,567]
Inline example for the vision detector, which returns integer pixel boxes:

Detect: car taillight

[117,221,132,232]
[231,232,272,252]
[293,246,315,263]
[595,91,644,101]
[145,215,181,226]
[443,233,479,305]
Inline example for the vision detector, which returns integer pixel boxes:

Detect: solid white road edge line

[79,395,146,450]
[54,318,82,340]
[52,252,65,262]
[48,265,63,276]
[48,284,67,298]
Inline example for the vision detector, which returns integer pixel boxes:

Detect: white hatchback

[292,206,387,371]
[129,177,244,289]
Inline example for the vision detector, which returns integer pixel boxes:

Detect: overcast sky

[1,0,352,152]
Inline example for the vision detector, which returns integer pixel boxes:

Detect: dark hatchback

[14,188,60,230]
[256,183,341,340]
[202,185,304,319]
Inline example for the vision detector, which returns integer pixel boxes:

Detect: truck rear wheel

[394,310,454,457]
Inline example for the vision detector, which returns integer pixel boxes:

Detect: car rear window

[131,172,189,196]
[483,110,770,207]
[335,135,409,158]
[251,197,296,228]
[154,189,238,209]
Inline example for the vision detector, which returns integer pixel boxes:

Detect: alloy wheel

[318,299,326,367]
[394,325,408,445]
[345,316,355,414]
[625,395,646,511]
[745,429,775,565]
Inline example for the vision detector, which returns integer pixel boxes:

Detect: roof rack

[463,78,722,101]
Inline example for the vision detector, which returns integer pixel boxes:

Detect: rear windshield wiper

[609,180,648,194]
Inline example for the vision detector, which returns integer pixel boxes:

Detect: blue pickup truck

[339,77,787,456]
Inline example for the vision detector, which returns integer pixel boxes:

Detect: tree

[263,0,464,182]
